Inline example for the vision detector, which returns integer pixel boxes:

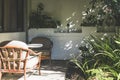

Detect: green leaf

[115,40,120,45]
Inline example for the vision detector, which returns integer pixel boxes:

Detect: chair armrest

[28,49,42,56]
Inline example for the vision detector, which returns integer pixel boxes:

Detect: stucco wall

[0,0,116,60]
[31,0,90,29]
[29,0,109,60]
[0,28,115,60]
[0,32,26,42]
[28,27,104,60]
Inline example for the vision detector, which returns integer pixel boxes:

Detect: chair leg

[24,72,26,80]
[49,58,52,66]
[38,55,41,75]
[37,61,41,75]
[0,72,2,80]
[38,65,41,75]
[24,69,26,80]
[49,51,52,66]
[0,61,2,80]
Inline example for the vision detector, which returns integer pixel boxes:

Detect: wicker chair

[0,46,41,80]
[30,37,53,65]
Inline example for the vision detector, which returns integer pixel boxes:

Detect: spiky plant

[70,33,120,79]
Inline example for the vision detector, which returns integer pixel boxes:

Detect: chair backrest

[0,47,30,73]
[30,37,53,50]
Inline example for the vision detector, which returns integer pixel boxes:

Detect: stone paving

[1,60,67,80]
[18,69,65,80]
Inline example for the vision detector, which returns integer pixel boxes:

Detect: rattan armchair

[0,46,41,80]
[30,37,53,65]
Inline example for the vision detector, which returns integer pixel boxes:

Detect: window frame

[0,0,27,33]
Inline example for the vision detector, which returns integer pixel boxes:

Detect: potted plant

[29,3,60,29]
[81,0,120,32]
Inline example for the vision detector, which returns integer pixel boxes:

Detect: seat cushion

[20,56,39,69]
[27,56,39,68]
[4,40,28,49]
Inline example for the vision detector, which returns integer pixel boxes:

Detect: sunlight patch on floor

[18,70,65,80]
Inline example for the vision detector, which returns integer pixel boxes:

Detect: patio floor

[1,60,68,80]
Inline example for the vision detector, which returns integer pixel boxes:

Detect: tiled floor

[1,60,68,80]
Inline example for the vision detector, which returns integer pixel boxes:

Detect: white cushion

[20,56,39,68]
[4,40,28,49]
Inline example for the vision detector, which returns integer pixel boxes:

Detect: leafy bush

[81,0,120,26]
[70,34,120,80]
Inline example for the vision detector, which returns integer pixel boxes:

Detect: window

[0,0,25,32]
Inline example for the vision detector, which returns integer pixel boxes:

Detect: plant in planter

[66,33,120,80]
[29,3,60,29]
[81,0,120,32]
